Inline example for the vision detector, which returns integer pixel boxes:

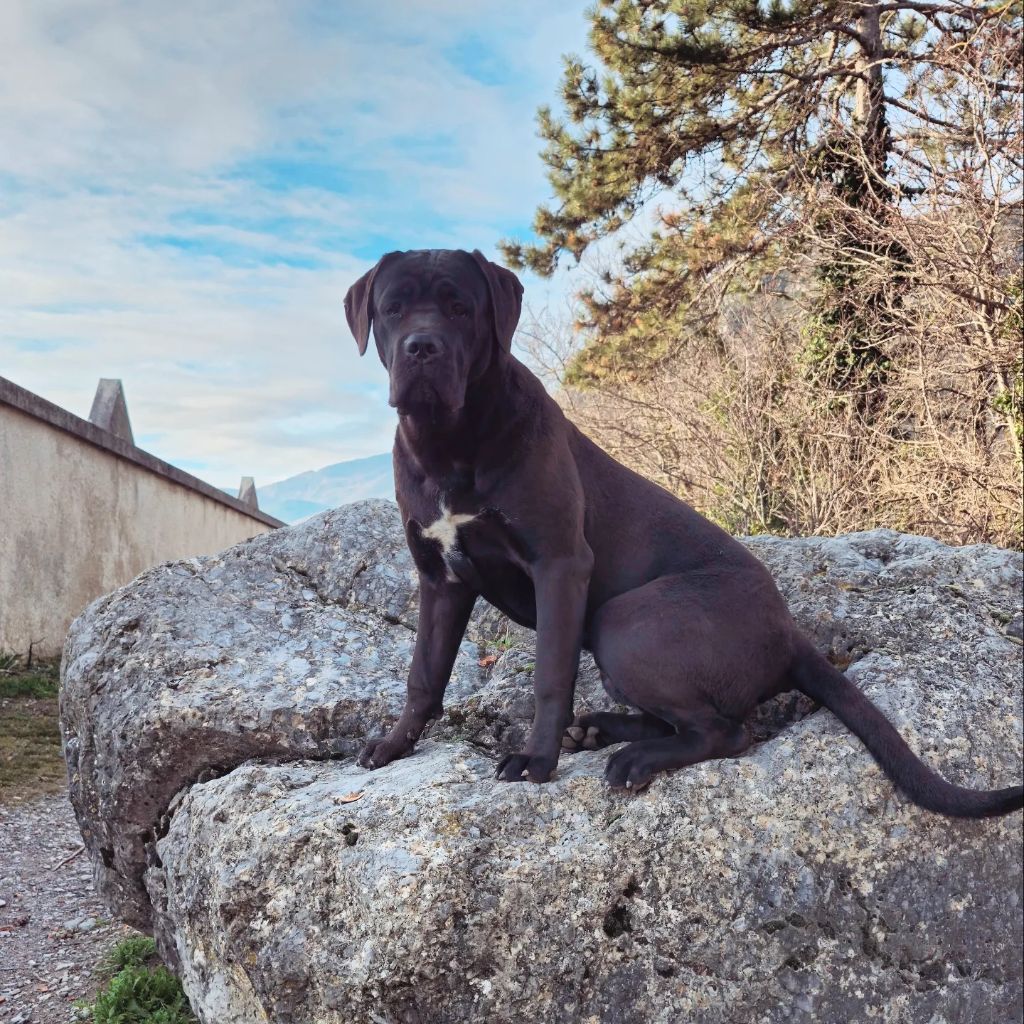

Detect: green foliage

[563,325,671,385]
[0,657,60,699]
[993,357,1023,449]
[78,936,195,1024]
[994,273,1024,454]
[87,967,195,1024]
[104,936,159,972]
[798,133,912,394]
[503,1,1016,388]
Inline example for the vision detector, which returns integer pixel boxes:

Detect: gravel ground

[0,792,131,1024]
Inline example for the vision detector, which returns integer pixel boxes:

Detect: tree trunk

[854,1,889,192]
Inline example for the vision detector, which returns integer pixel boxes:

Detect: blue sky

[0,0,591,487]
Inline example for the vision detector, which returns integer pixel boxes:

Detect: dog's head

[345,249,523,420]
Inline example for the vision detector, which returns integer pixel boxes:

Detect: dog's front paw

[358,730,416,770]
[495,751,558,783]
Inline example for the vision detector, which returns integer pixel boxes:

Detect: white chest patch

[422,505,477,556]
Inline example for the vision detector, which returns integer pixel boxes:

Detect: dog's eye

[384,302,402,317]
[450,301,468,318]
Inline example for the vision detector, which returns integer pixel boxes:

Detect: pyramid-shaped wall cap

[88,379,134,445]
[238,476,258,510]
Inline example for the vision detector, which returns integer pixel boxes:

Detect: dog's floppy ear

[471,250,524,353]
[344,253,399,356]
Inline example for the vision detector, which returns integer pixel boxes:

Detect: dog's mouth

[390,375,441,412]
[390,368,465,421]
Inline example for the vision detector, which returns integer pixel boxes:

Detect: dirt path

[0,791,131,1023]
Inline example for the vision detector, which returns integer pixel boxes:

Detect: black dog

[346,248,1023,818]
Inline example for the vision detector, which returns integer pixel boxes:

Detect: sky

[0,0,591,488]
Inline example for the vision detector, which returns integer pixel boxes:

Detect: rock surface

[61,500,1024,1023]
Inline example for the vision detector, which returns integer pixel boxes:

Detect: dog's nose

[402,333,444,361]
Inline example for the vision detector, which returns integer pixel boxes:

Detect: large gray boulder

[61,500,1024,1024]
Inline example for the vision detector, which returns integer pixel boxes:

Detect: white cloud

[0,1,594,487]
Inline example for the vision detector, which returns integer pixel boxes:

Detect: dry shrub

[536,259,1022,547]
[562,288,1018,545]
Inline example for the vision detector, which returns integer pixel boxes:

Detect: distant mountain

[258,452,394,523]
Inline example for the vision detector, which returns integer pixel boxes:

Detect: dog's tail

[790,637,1023,819]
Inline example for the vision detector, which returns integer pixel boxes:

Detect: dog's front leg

[359,576,476,770]
[496,549,593,783]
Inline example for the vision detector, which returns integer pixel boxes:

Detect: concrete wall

[1,378,283,657]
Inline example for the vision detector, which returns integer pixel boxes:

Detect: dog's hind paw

[561,722,602,753]
[604,744,658,792]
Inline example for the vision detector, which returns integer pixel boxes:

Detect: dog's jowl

[345,247,1023,819]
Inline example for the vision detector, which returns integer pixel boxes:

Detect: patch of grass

[0,656,60,699]
[0,654,64,805]
[492,625,529,654]
[0,698,65,804]
[0,670,60,700]
[80,935,196,1024]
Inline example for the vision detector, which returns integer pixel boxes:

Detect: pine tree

[502,1,1021,388]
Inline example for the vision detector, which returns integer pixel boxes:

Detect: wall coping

[1,375,285,529]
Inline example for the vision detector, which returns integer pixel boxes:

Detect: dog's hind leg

[603,718,748,791]
[583,572,786,789]
[561,711,675,752]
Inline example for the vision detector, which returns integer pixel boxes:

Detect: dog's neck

[396,355,536,488]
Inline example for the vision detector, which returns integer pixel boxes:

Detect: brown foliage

[549,286,1021,547]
